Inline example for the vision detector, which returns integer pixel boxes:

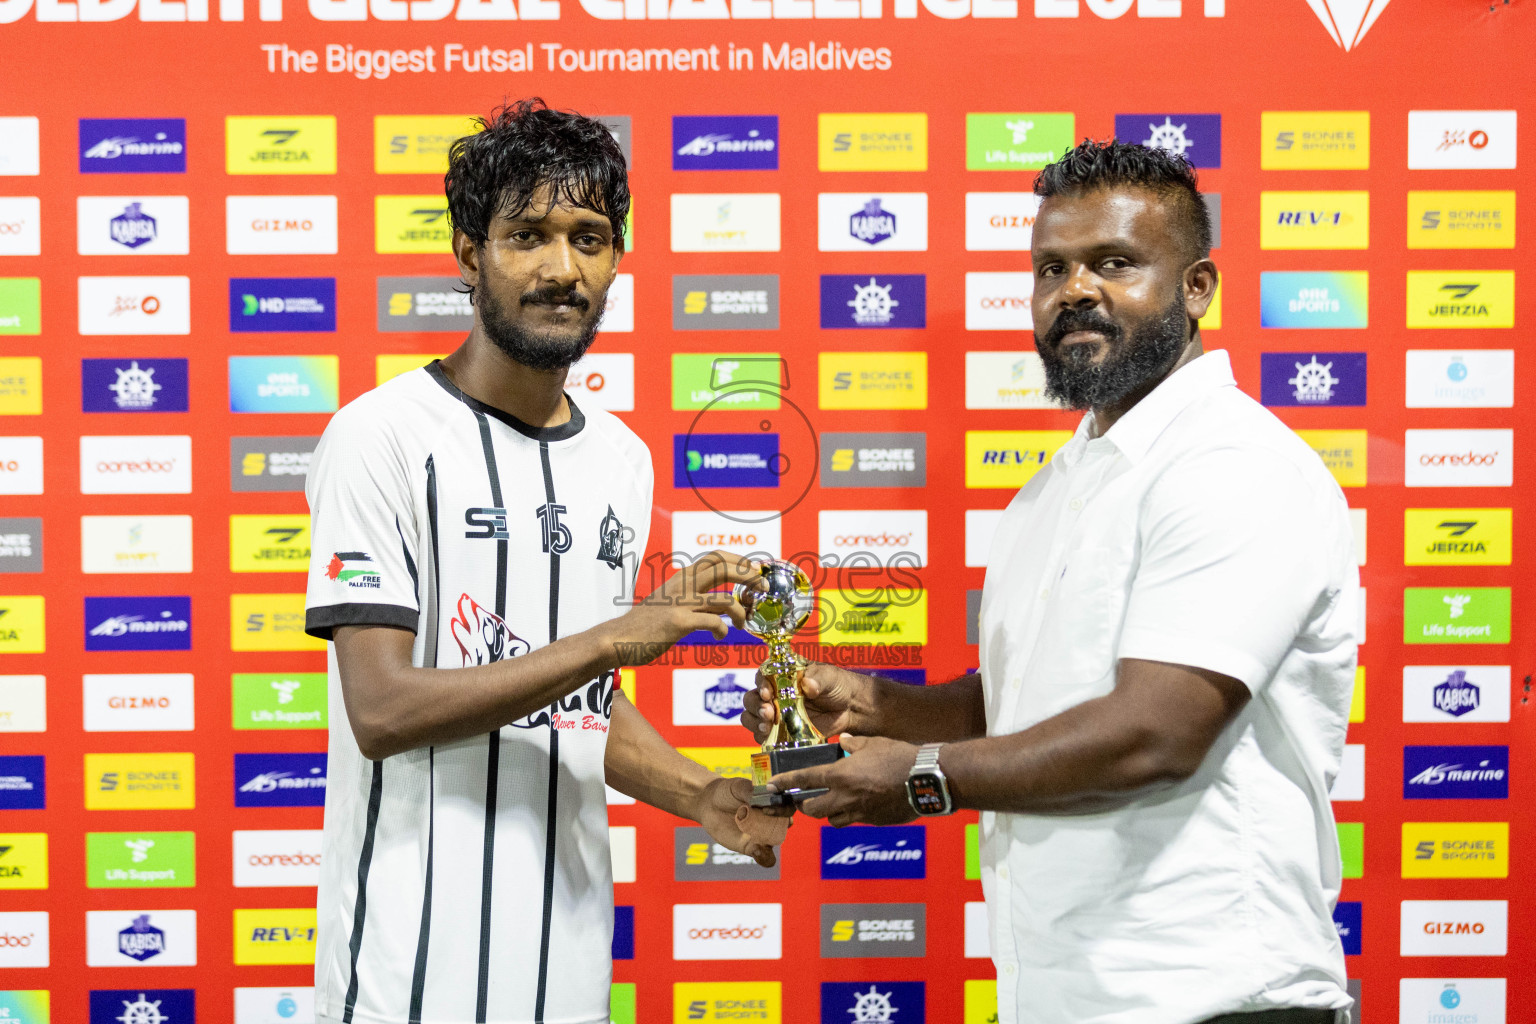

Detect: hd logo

[226,116,337,174]
[673,982,781,1023]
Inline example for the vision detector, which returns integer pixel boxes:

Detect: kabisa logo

[673,116,779,171]
[820,981,923,1023]
[79,119,186,174]
[818,193,927,252]
[1112,113,1221,167]
[674,433,781,489]
[81,358,189,413]
[821,825,925,880]
[820,275,926,329]
[850,199,895,245]
[117,914,166,961]
[0,756,45,810]
[450,592,530,667]
[705,674,748,721]
[230,278,337,333]
[109,203,157,249]
[89,989,195,1024]
[1404,745,1508,799]
[234,753,328,808]
[323,551,381,590]
[1405,667,1510,723]
[1438,670,1481,717]
[1303,0,1392,51]
[84,597,192,652]
[1259,352,1366,406]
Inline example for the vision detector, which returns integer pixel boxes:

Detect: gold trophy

[737,559,844,807]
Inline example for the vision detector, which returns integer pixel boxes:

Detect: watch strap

[912,742,945,773]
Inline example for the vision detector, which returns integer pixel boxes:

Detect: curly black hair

[445,98,630,253]
[1035,138,1212,263]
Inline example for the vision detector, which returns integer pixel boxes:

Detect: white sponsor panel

[819,509,927,567]
[0,436,44,495]
[1403,666,1510,723]
[565,352,635,412]
[1405,350,1514,409]
[81,515,194,574]
[965,509,1004,568]
[672,903,781,960]
[670,510,781,562]
[83,673,195,732]
[965,192,1040,251]
[0,911,48,967]
[964,901,990,959]
[226,195,339,255]
[1349,508,1366,566]
[1404,429,1512,488]
[1329,744,1364,802]
[672,668,755,727]
[965,272,1034,330]
[80,435,193,495]
[0,118,40,176]
[965,351,1054,409]
[234,987,317,1024]
[0,197,40,256]
[1407,110,1518,170]
[610,825,637,884]
[86,908,198,966]
[817,193,929,252]
[77,196,191,256]
[232,830,324,888]
[77,275,191,335]
[0,675,46,732]
[599,273,634,333]
[1399,978,1505,1024]
[1401,901,1507,956]
[670,193,781,252]
[1358,587,1366,645]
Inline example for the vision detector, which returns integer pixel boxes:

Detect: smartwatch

[905,743,953,816]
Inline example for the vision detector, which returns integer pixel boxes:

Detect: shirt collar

[1055,349,1235,469]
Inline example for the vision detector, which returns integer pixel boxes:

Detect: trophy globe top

[735,559,814,640]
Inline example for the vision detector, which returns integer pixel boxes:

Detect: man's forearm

[605,691,712,820]
[843,668,988,744]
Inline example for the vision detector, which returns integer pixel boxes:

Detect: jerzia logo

[1305,0,1392,52]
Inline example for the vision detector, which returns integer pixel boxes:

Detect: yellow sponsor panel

[230,514,311,573]
[965,430,1072,489]
[0,595,44,653]
[231,593,325,652]
[818,352,928,410]
[373,115,478,174]
[820,588,927,646]
[818,113,927,172]
[0,357,42,415]
[1406,271,1515,329]
[226,116,337,175]
[375,195,454,254]
[1349,667,1364,724]
[1260,111,1369,170]
[1202,278,1222,330]
[234,907,319,965]
[0,833,48,889]
[673,982,781,1024]
[1402,822,1508,879]
[1407,191,1516,250]
[376,353,446,385]
[678,747,755,780]
[85,753,196,810]
[1404,508,1512,567]
[1260,192,1370,250]
[964,979,998,1024]
[1294,430,1367,488]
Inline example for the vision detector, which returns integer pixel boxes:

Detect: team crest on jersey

[596,505,629,569]
[450,592,530,667]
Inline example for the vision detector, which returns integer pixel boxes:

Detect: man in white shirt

[748,140,1357,1024]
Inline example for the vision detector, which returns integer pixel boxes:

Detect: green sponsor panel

[1403,587,1511,644]
[232,672,328,729]
[1337,822,1363,879]
[86,831,196,888]
[966,113,1075,171]
[965,823,980,880]
[670,353,781,411]
[610,983,636,1024]
[0,278,41,336]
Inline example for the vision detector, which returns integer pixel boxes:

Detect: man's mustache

[1040,308,1122,349]
[521,285,590,310]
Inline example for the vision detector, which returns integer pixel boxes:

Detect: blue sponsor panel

[81,357,190,413]
[84,596,192,652]
[821,982,924,1024]
[673,433,781,489]
[79,118,187,173]
[1333,902,1361,955]
[672,115,779,171]
[1403,745,1508,799]
[0,755,45,810]
[1259,271,1368,329]
[90,989,195,1023]
[234,752,328,807]
[229,278,337,333]
[612,905,634,960]
[820,274,927,329]
[859,668,926,685]
[675,628,761,647]
[1113,113,1222,167]
[1259,352,1367,407]
[821,825,926,880]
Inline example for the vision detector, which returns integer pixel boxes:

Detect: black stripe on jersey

[408,748,436,1024]
[341,760,384,1024]
[473,412,506,1022]
[423,455,441,669]
[396,516,419,593]
[533,440,561,1024]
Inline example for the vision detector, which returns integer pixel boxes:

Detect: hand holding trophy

[737,559,846,807]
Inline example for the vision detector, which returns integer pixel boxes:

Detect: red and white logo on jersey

[450,593,529,667]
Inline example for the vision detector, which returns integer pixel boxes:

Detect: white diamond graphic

[1306,0,1392,51]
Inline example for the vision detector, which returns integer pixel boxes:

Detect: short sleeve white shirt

[976,350,1358,1024]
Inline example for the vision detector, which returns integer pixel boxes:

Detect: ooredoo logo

[672,903,781,960]
[819,510,928,567]
[233,830,324,887]
[80,436,192,494]
[0,911,48,966]
[1404,430,1512,488]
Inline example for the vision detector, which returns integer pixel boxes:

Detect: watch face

[907,773,948,815]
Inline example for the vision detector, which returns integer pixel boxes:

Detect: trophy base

[749,743,844,807]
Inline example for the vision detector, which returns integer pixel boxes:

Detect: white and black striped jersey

[304,361,652,1024]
